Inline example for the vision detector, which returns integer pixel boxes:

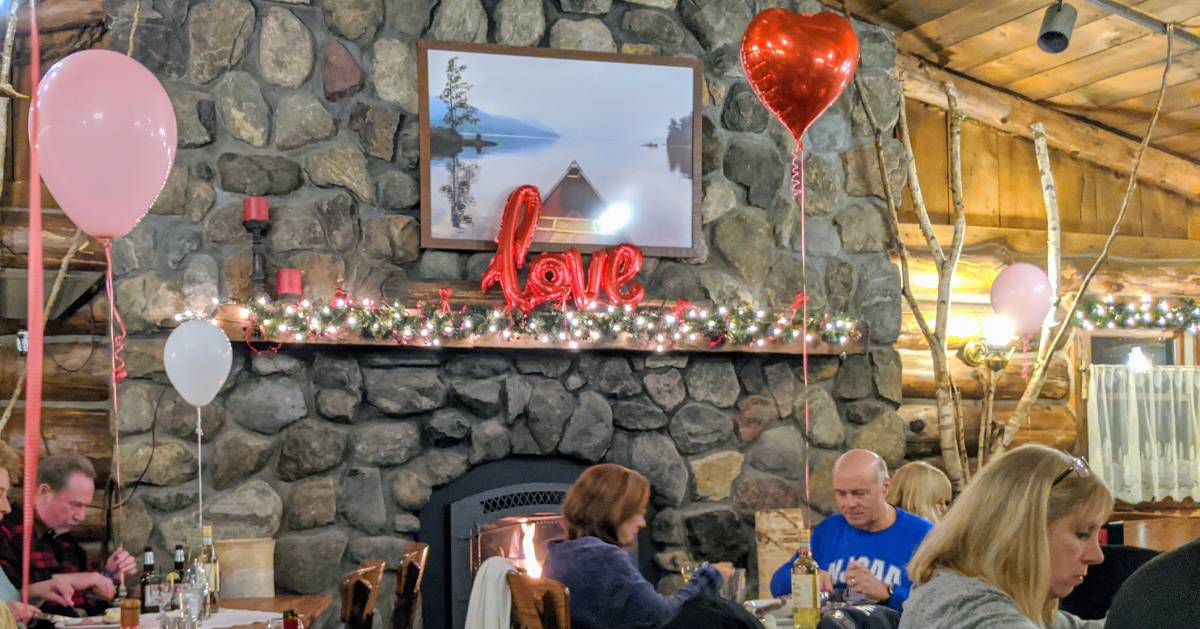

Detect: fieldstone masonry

[101,0,905,624]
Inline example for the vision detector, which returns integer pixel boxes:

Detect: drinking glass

[679,559,696,583]
[180,584,207,621]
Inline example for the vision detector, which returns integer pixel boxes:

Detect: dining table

[216,595,333,629]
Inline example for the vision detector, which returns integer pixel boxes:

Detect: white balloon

[164,319,233,407]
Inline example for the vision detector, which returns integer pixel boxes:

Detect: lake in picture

[424,47,697,250]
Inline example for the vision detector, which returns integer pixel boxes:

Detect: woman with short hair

[887,461,953,523]
[900,444,1110,629]
[543,464,726,629]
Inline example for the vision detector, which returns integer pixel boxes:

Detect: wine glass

[679,559,696,583]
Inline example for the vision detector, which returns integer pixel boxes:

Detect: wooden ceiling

[837,0,1200,163]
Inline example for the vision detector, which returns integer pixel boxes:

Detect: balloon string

[792,147,811,532]
[102,240,126,548]
[21,0,43,605]
[196,406,204,533]
[102,240,129,382]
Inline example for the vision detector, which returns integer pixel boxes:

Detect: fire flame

[520,521,542,579]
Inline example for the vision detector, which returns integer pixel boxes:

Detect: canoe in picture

[537,161,628,244]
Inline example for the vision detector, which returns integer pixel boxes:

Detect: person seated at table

[543,464,733,629]
[0,454,137,618]
[770,449,932,612]
[887,461,953,523]
[1103,537,1200,628]
[0,461,78,626]
[900,445,1110,629]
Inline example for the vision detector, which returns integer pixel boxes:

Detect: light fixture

[958,315,1016,372]
[1039,1,1078,53]
[1127,346,1152,373]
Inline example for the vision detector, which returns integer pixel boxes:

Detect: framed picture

[417,40,703,258]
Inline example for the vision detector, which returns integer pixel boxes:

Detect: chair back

[341,559,386,629]
[507,572,570,629]
[391,542,429,629]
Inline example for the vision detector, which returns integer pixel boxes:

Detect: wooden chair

[507,572,570,629]
[341,559,386,629]
[391,542,429,629]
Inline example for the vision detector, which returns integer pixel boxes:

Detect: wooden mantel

[210,304,866,356]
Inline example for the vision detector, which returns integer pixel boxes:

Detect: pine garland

[219,296,862,351]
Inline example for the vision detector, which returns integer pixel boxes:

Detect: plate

[54,617,119,628]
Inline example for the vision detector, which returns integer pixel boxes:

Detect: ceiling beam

[1081,0,1200,50]
[897,53,1200,198]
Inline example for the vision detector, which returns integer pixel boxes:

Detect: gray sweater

[899,570,1105,629]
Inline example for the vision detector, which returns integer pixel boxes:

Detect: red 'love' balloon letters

[741,8,859,147]
[480,185,645,313]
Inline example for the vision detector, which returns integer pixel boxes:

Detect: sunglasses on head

[1052,456,1091,487]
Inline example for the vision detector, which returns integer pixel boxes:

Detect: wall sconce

[958,315,1016,371]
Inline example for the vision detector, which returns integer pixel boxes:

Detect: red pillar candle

[276,268,303,299]
[243,196,269,222]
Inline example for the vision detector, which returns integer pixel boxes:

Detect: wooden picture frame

[417,40,703,258]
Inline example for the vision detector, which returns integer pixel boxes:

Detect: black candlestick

[242,219,270,298]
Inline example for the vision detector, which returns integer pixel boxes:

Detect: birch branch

[994,27,1177,455]
[898,97,944,268]
[941,82,970,481]
[1032,123,1062,361]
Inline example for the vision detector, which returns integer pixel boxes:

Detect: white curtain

[1088,365,1200,503]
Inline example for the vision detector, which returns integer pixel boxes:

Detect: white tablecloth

[142,607,281,629]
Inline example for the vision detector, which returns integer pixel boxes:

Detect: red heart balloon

[741,9,860,147]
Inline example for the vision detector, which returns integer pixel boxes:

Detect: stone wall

[100,0,905,623]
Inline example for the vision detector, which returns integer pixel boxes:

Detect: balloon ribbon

[21,0,42,604]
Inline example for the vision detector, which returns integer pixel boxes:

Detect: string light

[1075,295,1200,331]
[217,294,862,351]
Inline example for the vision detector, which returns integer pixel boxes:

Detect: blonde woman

[900,445,1110,629]
[887,461,953,523]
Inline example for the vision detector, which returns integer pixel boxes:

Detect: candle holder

[242,197,270,298]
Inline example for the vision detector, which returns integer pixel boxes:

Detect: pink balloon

[990,262,1053,336]
[34,49,176,240]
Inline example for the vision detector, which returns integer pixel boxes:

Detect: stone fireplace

[100,0,907,626]
[429,458,579,628]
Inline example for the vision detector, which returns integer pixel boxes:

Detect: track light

[1038,1,1078,53]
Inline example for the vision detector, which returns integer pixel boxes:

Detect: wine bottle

[791,530,820,629]
[199,526,220,612]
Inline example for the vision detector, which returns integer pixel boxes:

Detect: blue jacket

[544,536,722,629]
[769,508,933,611]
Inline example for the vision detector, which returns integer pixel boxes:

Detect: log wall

[895,98,1200,460]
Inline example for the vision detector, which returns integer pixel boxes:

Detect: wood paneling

[900,348,1070,400]
[5,405,111,482]
[901,97,1193,239]
[0,209,104,270]
[0,340,110,402]
[828,1,1200,174]
[961,119,1001,227]
[899,101,950,225]
[997,132,1044,230]
[902,400,1077,456]
[897,56,1200,198]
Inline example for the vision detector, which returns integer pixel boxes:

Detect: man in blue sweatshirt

[769,449,933,613]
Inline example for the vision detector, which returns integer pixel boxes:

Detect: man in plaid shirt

[0,454,137,617]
